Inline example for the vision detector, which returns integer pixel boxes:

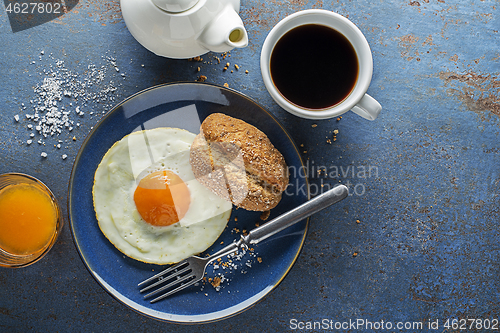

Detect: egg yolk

[0,184,58,256]
[133,170,191,227]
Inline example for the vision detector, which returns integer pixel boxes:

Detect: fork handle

[243,184,348,245]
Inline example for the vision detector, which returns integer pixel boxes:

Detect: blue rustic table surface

[1,0,499,332]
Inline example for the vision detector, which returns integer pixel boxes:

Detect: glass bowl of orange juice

[0,173,63,268]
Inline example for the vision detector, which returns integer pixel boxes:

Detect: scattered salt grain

[202,245,261,293]
[41,152,47,158]
[62,154,68,160]
[16,51,125,159]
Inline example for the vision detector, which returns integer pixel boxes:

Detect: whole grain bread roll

[190,113,289,211]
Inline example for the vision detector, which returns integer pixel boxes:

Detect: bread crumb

[312,124,317,128]
[197,75,207,82]
[333,129,338,142]
[260,210,270,220]
[234,64,239,70]
[223,83,229,88]
[211,276,222,288]
[353,252,358,257]
[72,136,76,141]
[356,219,361,224]
[257,257,262,263]
[245,70,249,74]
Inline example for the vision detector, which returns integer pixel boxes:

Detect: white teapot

[120,0,249,59]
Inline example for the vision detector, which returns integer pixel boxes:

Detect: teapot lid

[152,0,199,12]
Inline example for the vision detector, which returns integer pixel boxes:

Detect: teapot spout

[198,5,248,53]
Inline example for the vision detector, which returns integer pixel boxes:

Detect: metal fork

[138,184,348,303]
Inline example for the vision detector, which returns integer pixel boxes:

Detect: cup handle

[350,93,382,121]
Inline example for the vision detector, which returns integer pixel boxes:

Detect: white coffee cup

[260,9,382,120]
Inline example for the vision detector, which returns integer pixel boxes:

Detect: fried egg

[92,127,232,265]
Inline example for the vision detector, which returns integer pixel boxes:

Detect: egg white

[93,127,232,264]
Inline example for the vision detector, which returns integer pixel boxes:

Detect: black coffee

[270,24,359,110]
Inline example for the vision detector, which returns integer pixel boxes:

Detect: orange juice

[0,183,58,255]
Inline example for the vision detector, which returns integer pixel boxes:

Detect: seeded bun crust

[190,113,289,211]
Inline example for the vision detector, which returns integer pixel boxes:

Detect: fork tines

[138,260,197,303]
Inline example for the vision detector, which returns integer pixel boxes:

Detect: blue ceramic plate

[68,82,309,323]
